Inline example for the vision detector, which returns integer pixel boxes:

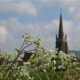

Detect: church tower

[56,14,69,54]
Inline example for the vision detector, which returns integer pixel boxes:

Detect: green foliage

[0,33,80,80]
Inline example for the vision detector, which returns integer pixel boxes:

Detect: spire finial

[60,13,62,17]
[60,9,62,14]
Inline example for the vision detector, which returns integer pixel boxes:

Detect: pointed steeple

[58,13,64,39]
[56,14,69,54]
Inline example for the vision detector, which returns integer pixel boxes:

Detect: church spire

[58,13,64,39]
[56,14,69,54]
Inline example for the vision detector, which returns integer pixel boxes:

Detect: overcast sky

[0,0,80,52]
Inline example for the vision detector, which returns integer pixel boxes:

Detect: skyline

[0,0,80,52]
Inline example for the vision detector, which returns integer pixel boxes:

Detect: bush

[0,33,80,80]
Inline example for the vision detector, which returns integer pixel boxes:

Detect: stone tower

[56,14,69,54]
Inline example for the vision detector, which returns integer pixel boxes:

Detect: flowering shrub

[0,33,80,80]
